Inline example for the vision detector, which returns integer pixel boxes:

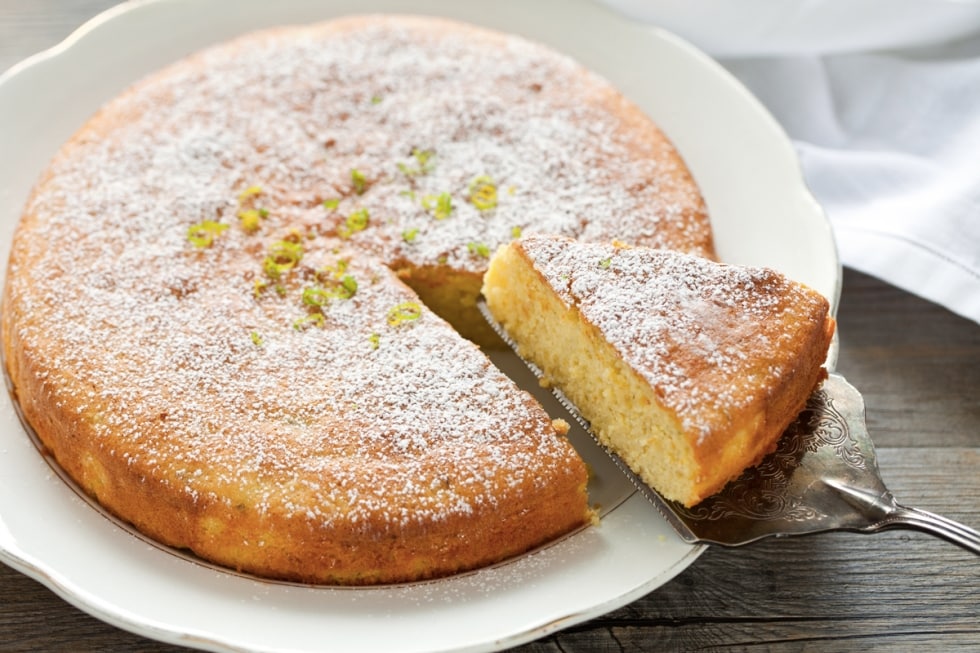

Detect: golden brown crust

[2,14,716,583]
[4,243,591,583]
[9,16,761,583]
[685,294,835,504]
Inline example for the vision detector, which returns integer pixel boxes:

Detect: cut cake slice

[482,235,836,507]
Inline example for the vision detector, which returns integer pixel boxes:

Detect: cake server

[477,301,980,555]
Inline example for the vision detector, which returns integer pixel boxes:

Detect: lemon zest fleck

[387,301,422,326]
[237,209,262,233]
[397,148,435,177]
[238,186,263,203]
[293,313,325,330]
[187,220,228,248]
[338,208,370,239]
[263,240,303,279]
[421,192,453,220]
[468,175,498,211]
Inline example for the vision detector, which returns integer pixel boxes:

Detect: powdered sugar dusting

[45,14,708,276]
[518,235,829,444]
[4,17,679,539]
[11,220,582,527]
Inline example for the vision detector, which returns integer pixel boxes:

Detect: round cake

[2,15,713,584]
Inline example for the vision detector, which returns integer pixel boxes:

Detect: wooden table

[2,3,978,651]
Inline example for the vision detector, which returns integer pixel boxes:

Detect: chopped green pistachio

[323,198,341,210]
[511,226,523,239]
[414,148,434,168]
[468,175,498,211]
[599,257,612,269]
[238,185,263,203]
[387,301,422,326]
[402,227,420,243]
[303,273,357,307]
[397,148,435,177]
[187,220,228,248]
[302,287,333,307]
[340,274,358,296]
[421,192,453,220]
[399,189,417,201]
[348,209,370,230]
[283,228,305,243]
[467,241,491,258]
[351,168,367,195]
[339,208,370,239]
[293,313,326,330]
[235,185,270,233]
[250,331,264,346]
[370,94,383,104]
[237,209,262,233]
[368,332,381,350]
[315,260,351,285]
[252,278,269,298]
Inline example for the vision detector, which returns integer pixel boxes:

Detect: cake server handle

[819,479,980,555]
[863,504,980,555]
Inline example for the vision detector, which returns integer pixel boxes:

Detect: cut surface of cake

[482,235,836,507]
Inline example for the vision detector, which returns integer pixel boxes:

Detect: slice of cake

[482,235,836,507]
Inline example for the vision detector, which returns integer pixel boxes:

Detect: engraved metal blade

[478,300,980,554]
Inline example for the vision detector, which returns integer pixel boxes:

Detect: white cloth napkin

[598,1,980,325]
[723,45,980,325]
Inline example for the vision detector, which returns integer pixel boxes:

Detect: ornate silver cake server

[478,301,980,555]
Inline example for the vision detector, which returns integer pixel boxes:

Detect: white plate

[597,0,980,56]
[0,1,840,651]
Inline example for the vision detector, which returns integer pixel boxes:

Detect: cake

[1,15,714,584]
[482,235,836,507]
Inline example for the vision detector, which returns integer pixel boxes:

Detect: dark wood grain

[834,271,980,449]
[1,4,979,652]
